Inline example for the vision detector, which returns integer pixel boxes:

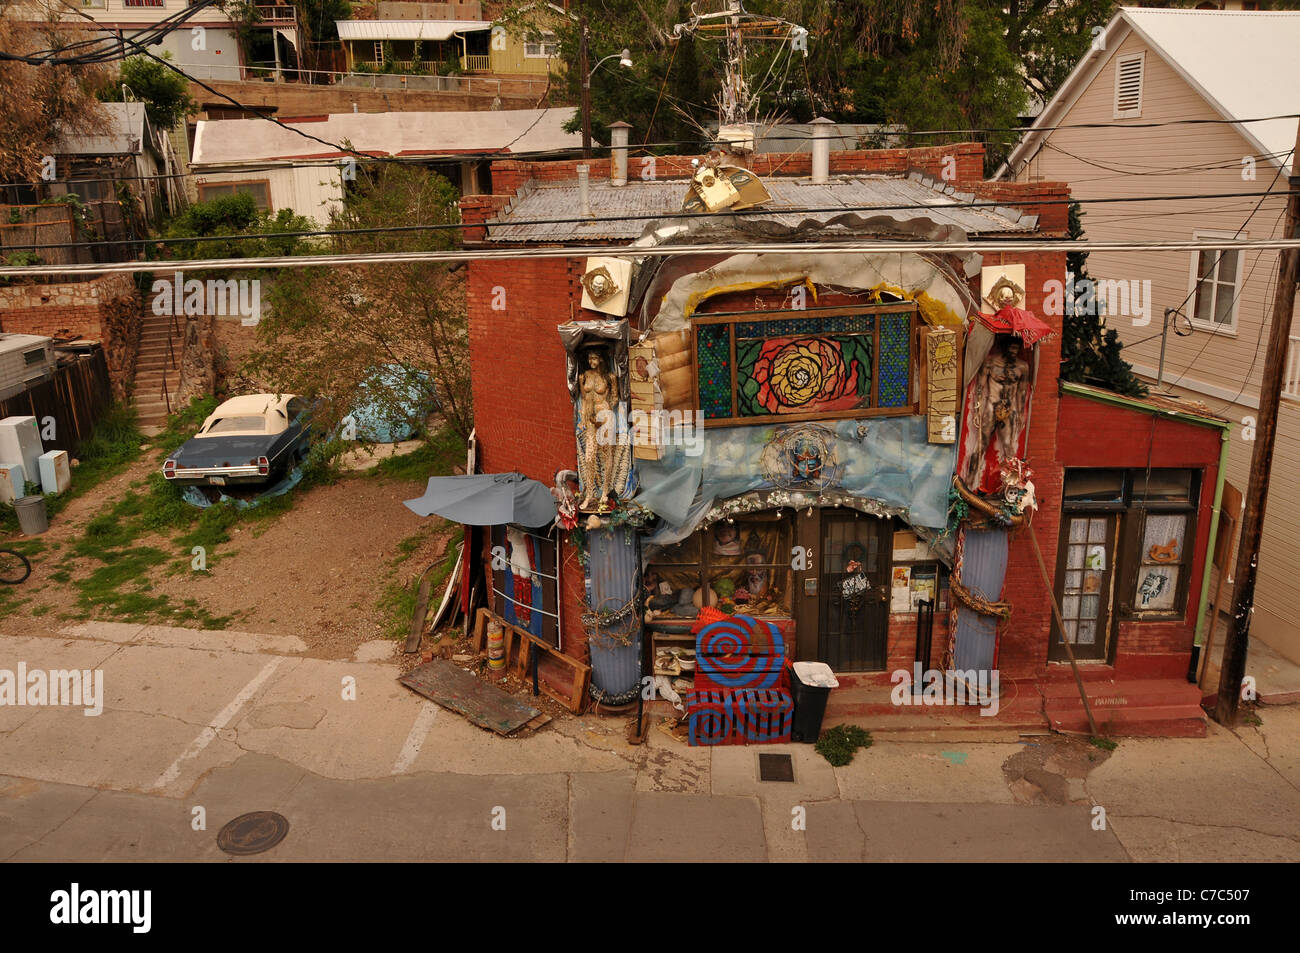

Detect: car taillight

[257,456,269,476]
[163,459,176,480]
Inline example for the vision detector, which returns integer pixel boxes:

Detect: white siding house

[1001,7,1300,664]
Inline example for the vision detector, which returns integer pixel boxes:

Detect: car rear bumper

[166,465,268,486]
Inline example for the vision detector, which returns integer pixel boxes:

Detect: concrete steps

[1040,678,1207,738]
[821,679,1049,740]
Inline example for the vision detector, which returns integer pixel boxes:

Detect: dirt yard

[1,432,460,662]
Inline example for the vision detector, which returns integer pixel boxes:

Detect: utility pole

[722,0,747,126]
[1215,120,1300,725]
[579,14,592,159]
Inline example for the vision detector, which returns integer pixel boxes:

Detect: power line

[1163,144,1295,391]
[5,236,1300,278]
[1041,141,1296,184]
[3,189,1298,255]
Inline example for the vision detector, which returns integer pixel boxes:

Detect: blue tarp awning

[403,472,557,528]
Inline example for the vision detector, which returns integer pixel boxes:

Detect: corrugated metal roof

[485,174,1037,243]
[56,102,148,157]
[334,19,491,41]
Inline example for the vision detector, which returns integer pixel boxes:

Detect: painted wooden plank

[399,659,542,737]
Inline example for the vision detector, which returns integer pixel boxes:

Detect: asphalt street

[2,622,1298,862]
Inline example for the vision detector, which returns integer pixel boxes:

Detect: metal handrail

[160,61,550,97]
[159,318,178,416]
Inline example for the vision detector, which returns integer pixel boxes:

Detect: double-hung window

[1188,230,1244,333]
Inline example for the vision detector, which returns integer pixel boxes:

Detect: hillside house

[1000,6,1300,668]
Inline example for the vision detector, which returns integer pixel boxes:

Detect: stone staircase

[133,312,185,435]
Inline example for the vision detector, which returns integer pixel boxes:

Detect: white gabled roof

[1002,8,1300,178]
[191,109,583,165]
[334,19,491,42]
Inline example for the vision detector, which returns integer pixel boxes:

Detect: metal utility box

[0,416,44,487]
[0,462,24,504]
[0,334,56,401]
[38,449,71,494]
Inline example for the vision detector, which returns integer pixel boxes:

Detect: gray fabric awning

[403,472,557,528]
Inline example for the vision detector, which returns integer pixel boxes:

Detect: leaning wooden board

[399,659,542,736]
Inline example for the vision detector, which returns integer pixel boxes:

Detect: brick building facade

[457,138,1223,733]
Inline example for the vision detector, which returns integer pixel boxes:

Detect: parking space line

[152,658,285,791]
[392,703,439,775]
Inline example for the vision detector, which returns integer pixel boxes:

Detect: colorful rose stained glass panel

[735,335,872,417]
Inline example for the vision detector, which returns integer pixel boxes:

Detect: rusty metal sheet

[399,660,541,736]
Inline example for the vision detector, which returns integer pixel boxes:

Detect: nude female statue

[578,349,620,510]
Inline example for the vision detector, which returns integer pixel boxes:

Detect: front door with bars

[817,513,891,671]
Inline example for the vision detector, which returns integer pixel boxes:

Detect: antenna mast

[671,0,809,132]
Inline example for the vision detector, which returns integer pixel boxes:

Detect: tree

[99,53,197,132]
[162,191,315,259]
[0,4,109,181]
[532,0,1027,168]
[1059,202,1147,397]
[247,163,473,442]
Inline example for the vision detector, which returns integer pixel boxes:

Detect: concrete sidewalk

[1,622,1297,862]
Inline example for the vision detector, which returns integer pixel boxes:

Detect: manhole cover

[216,811,290,855]
[758,753,794,782]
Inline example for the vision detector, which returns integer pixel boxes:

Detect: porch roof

[335,19,492,42]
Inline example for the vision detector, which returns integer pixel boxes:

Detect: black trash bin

[788,662,838,743]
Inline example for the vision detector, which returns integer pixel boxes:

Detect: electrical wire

[3,188,1298,255]
[1162,147,1295,391]
[5,236,1300,278]
[1042,141,1295,182]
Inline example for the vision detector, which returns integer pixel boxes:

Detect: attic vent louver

[1114,52,1144,118]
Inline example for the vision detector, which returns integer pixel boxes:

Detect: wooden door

[1051,513,1117,662]
[818,513,891,671]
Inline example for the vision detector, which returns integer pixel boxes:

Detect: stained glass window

[878,312,911,407]
[697,323,733,419]
[693,306,913,426]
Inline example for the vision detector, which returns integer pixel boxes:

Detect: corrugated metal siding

[486,176,1035,243]
[952,528,1008,672]
[587,526,643,702]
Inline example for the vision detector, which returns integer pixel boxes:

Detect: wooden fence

[0,205,84,267]
[0,348,113,453]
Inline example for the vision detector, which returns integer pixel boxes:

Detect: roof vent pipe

[577,164,591,217]
[810,117,834,184]
[608,121,631,187]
